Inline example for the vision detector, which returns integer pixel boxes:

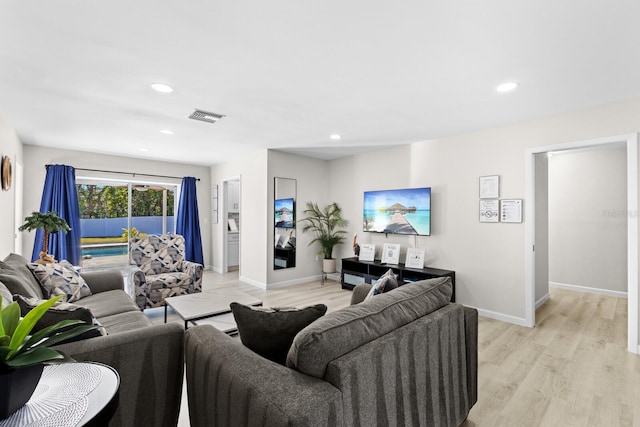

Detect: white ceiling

[1,1,639,166]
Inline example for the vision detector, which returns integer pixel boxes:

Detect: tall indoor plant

[18,211,70,264]
[300,202,348,273]
[0,295,97,418]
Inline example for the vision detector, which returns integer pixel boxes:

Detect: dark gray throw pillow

[230,302,327,365]
[14,295,107,343]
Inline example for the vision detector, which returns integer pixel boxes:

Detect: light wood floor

[149,271,640,427]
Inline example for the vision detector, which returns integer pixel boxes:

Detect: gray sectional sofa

[0,253,184,427]
[185,276,478,427]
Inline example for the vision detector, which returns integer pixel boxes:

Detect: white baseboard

[549,281,628,298]
[266,275,323,290]
[474,307,529,327]
[238,275,267,289]
[536,293,550,309]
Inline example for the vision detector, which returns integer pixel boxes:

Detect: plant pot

[0,364,44,419]
[322,258,336,274]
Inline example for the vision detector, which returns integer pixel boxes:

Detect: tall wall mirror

[274,177,296,269]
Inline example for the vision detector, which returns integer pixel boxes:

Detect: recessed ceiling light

[150,83,174,93]
[139,148,149,152]
[160,129,174,135]
[330,134,342,141]
[496,82,519,93]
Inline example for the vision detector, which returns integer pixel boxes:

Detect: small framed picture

[405,248,425,269]
[479,175,499,199]
[358,244,376,262]
[479,199,499,223]
[381,243,401,265]
[501,199,523,223]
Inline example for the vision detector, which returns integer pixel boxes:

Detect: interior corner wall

[0,109,23,257]
[22,145,213,266]
[548,145,627,293]
[210,150,268,286]
[328,97,640,323]
[534,153,549,305]
[267,150,330,286]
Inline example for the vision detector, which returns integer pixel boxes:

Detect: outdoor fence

[80,216,175,238]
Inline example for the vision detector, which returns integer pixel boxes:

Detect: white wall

[22,145,213,265]
[267,150,329,287]
[0,109,23,256]
[328,97,640,324]
[548,144,627,293]
[210,150,268,286]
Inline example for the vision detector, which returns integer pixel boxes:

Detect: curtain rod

[49,165,200,182]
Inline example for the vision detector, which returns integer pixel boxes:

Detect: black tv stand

[340,257,455,302]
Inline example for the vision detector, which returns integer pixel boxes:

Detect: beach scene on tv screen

[275,198,294,228]
[363,188,430,235]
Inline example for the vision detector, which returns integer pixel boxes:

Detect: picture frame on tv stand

[381,243,401,264]
[405,248,425,269]
[358,244,376,262]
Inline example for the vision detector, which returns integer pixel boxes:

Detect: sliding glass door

[77,180,176,270]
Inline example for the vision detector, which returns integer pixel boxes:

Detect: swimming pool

[82,245,128,258]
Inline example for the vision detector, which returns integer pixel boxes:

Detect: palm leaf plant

[0,295,97,369]
[0,295,96,417]
[18,211,70,264]
[300,202,348,260]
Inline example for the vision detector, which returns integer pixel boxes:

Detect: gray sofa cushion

[0,253,44,299]
[231,302,327,365]
[98,311,152,334]
[78,289,141,318]
[286,276,453,378]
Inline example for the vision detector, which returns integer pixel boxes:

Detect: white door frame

[525,133,639,354]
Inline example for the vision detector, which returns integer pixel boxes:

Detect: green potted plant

[0,295,97,418]
[18,211,70,264]
[300,202,348,273]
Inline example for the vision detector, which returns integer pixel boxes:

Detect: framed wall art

[1,155,11,191]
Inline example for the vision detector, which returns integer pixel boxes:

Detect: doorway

[525,134,639,354]
[222,177,241,273]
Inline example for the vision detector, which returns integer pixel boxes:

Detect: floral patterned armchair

[130,233,203,311]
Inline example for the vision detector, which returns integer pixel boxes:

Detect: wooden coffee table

[165,289,262,332]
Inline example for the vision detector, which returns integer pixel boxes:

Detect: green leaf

[8,295,64,352]
[26,323,98,350]
[1,302,20,337]
[0,335,9,346]
[19,319,85,351]
[6,347,64,367]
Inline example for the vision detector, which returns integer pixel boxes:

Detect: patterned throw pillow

[27,260,92,303]
[231,302,327,365]
[364,268,399,300]
[14,295,107,341]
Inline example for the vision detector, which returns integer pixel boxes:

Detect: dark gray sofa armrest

[54,322,184,427]
[186,325,344,427]
[80,270,124,294]
[464,306,478,407]
[350,283,372,305]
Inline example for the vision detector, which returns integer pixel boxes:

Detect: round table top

[0,362,120,427]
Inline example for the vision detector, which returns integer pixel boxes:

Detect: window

[76,180,176,270]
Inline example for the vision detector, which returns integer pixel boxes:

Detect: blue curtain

[32,164,81,265]
[176,177,204,265]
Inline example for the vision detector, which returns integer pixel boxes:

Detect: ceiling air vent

[188,109,225,124]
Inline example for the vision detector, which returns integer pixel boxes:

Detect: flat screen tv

[275,198,295,228]
[363,187,431,236]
